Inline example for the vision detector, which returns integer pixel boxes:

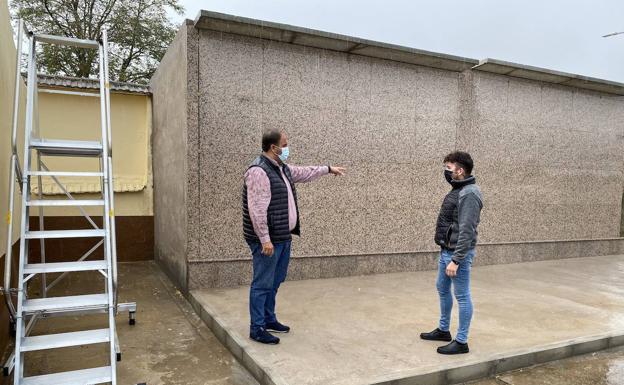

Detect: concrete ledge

[187,293,290,385]
[369,333,624,384]
[188,238,624,288]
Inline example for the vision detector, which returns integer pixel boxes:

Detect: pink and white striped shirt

[245,156,329,244]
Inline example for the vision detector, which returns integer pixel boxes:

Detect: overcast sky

[170,0,624,83]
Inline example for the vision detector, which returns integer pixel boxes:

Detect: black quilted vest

[242,155,300,244]
[434,176,476,249]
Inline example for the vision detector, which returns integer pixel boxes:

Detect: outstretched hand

[329,166,346,176]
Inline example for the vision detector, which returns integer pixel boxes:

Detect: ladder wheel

[116,352,122,362]
[129,311,136,325]
[3,365,9,377]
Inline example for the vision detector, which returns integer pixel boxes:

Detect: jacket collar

[450,175,476,190]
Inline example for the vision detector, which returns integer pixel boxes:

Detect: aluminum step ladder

[3,20,137,385]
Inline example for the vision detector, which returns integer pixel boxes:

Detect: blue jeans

[249,240,291,333]
[437,248,475,344]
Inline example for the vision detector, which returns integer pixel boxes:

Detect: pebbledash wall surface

[151,10,624,291]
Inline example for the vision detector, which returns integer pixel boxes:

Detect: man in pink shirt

[243,129,346,344]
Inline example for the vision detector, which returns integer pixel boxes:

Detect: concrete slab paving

[190,254,624,385]
[15,261,258,385]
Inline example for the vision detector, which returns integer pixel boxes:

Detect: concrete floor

[468,346,624,385]
[191,254,624,385]
[7,256,624,385]
[7,261,259,385]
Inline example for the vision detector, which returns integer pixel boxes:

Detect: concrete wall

[194,30,458,256]
[153,22,624,289]
[150,22,191,290]
[464,72,623,242]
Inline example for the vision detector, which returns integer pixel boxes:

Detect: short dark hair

[262,129,282,152]
[444,151,474,175]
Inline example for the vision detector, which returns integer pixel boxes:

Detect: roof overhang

[193,10,478,72]
[193,11,624,96]
[473,58,624,96]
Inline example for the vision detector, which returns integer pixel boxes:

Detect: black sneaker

[266,321,290,333]
[250,328,280,345]
[437,340,469,355]
[420,328,452,342]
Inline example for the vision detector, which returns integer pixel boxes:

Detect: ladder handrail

[97,31,118,383]
[102,29,118,310]
[4,18,26,325]
[14,32,37,384]
[103,30,113,157]
[10,20,24,155]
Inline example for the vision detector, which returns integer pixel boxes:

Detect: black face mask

[444,169,453,184]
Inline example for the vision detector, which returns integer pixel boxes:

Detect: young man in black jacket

[420,151,483,355]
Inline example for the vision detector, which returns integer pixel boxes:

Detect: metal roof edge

[193,10,478,72]
[473,58,624,96]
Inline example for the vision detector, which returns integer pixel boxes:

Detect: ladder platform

[21,366,112,385]
[30,139,103,157]
[27,199,105,207]
[34,34,100,49]
[25,229,106,239]
[21,328,110,352]
[24,260,108,274]
[22,294,109,314]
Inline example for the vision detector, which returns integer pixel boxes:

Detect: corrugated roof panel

[24,73,151,95]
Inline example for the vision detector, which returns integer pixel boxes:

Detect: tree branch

[42,0,72,36]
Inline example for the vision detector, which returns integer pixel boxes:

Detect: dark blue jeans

[248,240,292,333]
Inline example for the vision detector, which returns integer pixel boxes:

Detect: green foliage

[11,0,184,83]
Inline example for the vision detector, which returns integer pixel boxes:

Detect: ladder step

[30,139,103,157]
[34,34,100,49]
[25,229,106,239]
[21,328,110,352]
[24,260,108,274]
[22,294,109,314]
[27,171,104,177]
[21,366,112,385]
[27,200,105,207]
